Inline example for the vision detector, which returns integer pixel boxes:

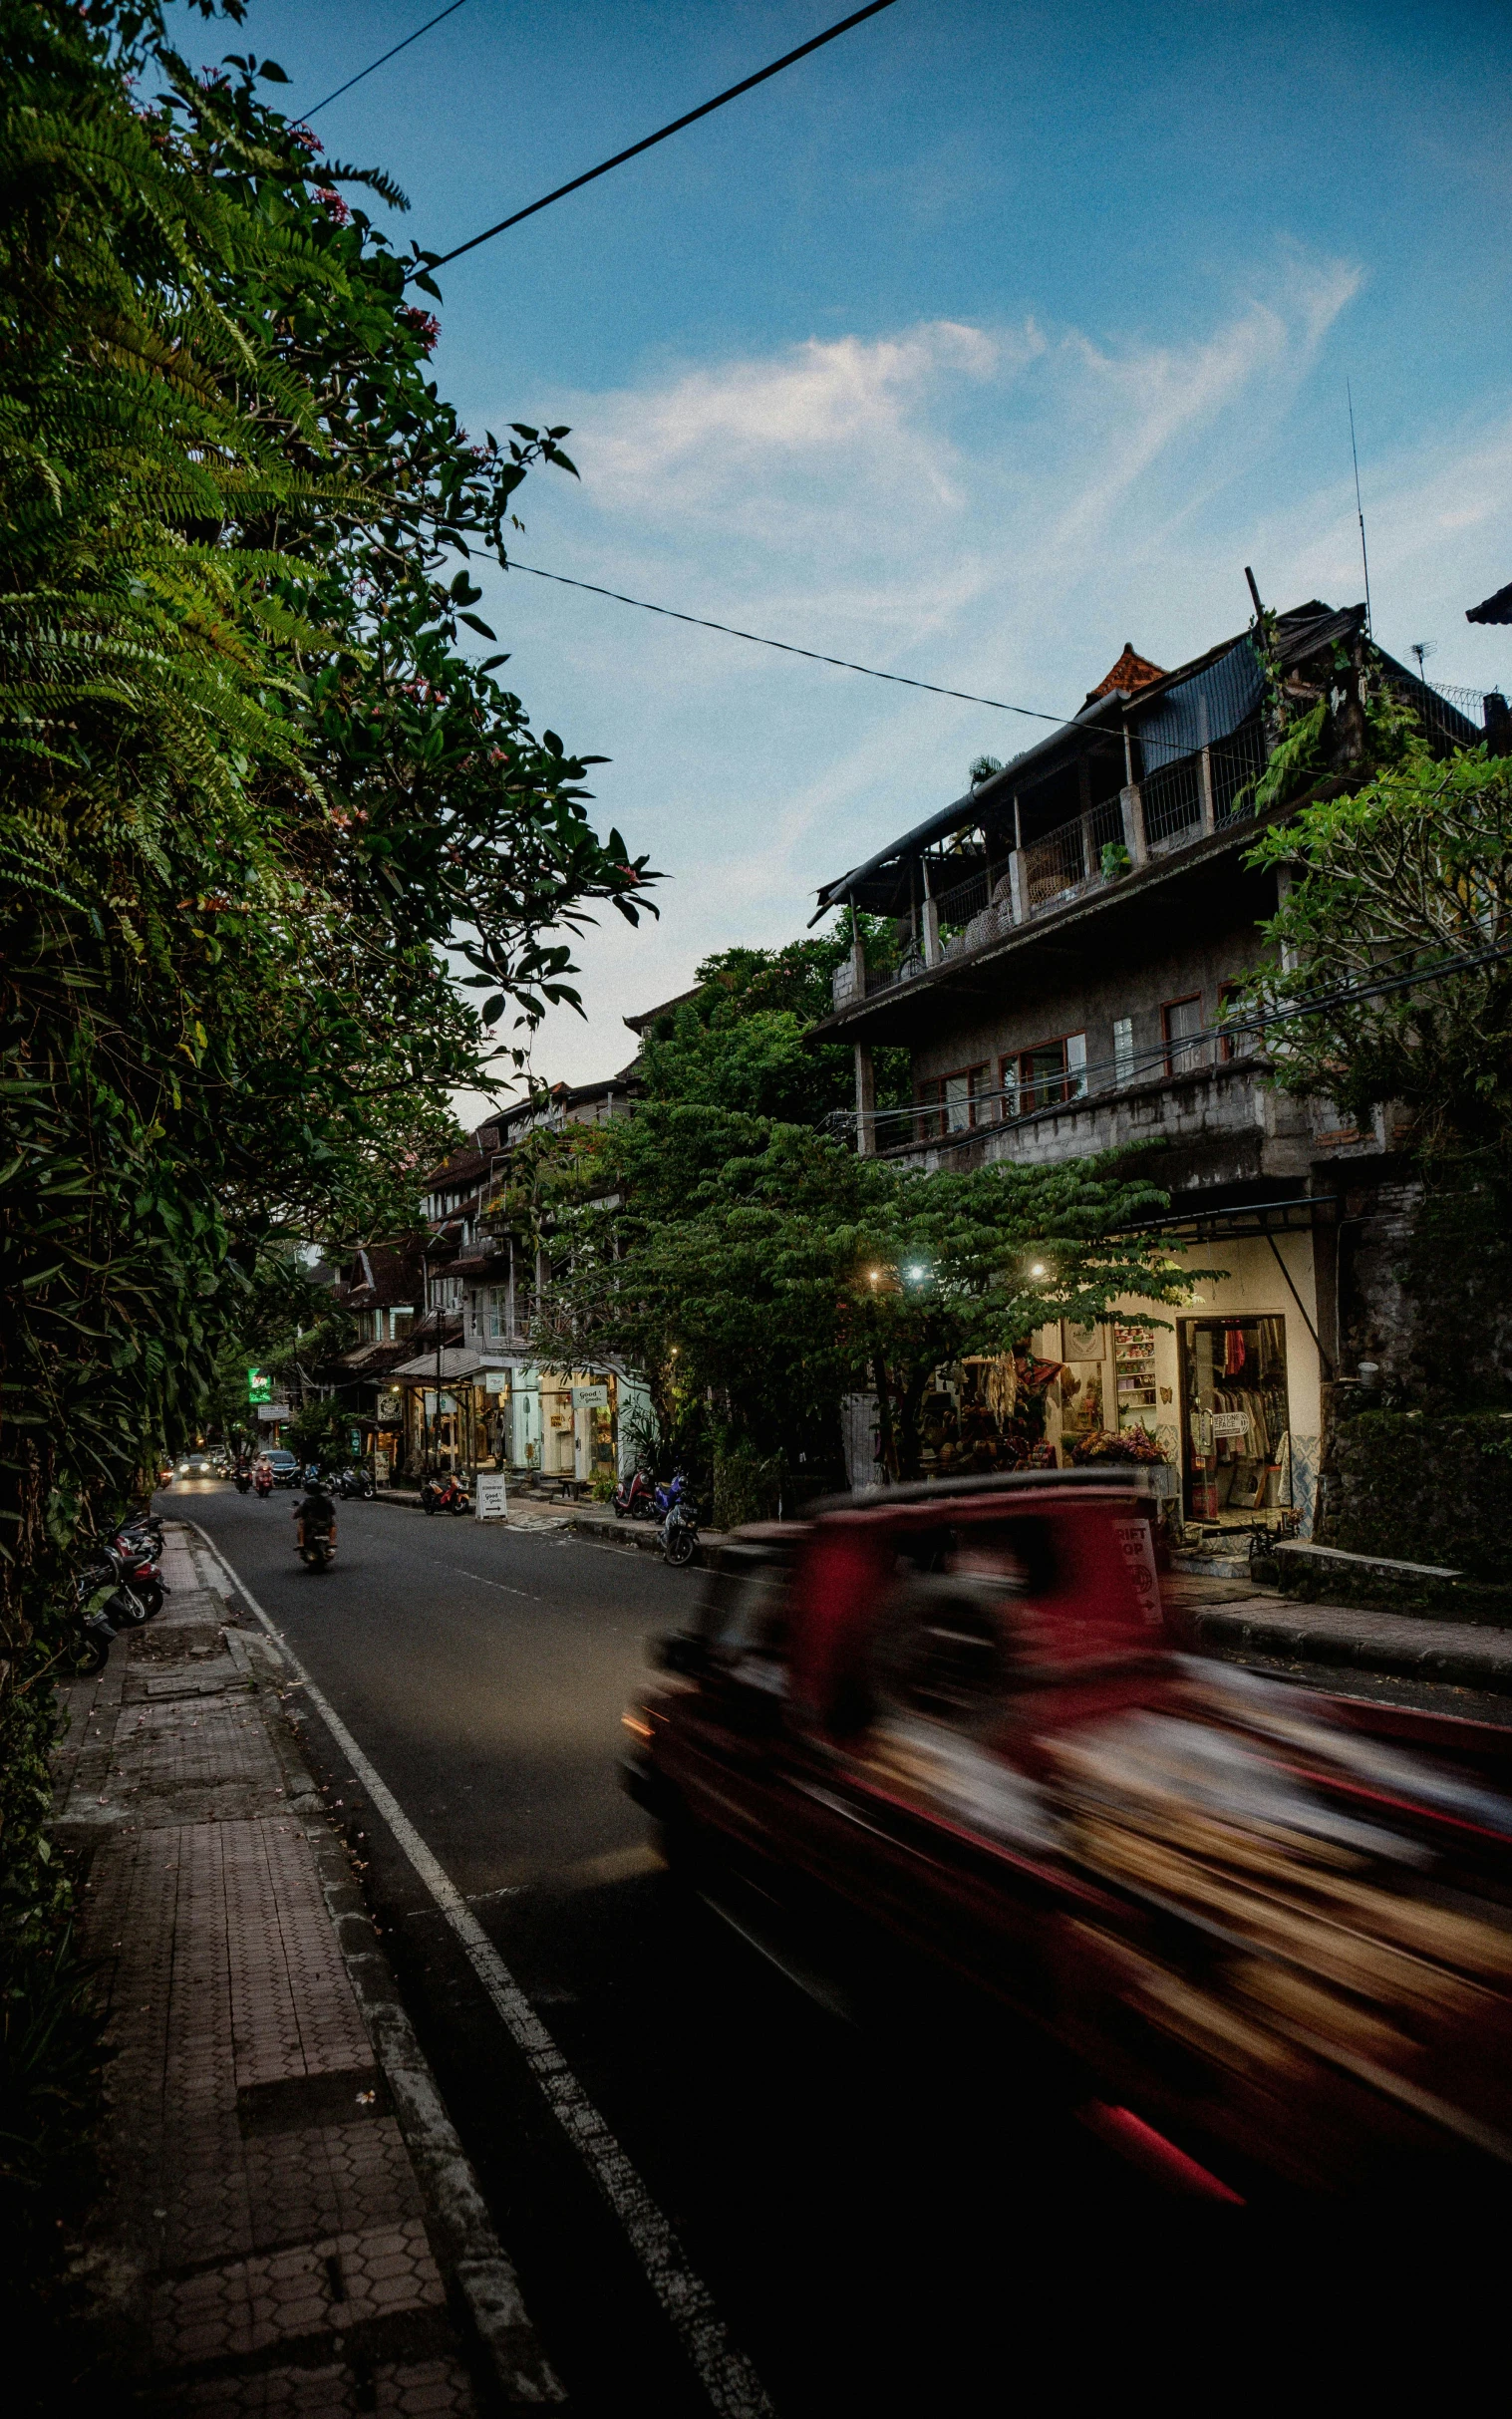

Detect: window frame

[1161,993,1206,1077]
[999,1030,1087,1119]
[915,1062,990,1138]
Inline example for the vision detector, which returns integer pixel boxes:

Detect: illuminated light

[869,1269,880,1283]
[907,1266,925,1281]
[1030,1262,1048,1278]
[621,1711,653,1740]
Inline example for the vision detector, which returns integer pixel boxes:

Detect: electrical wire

[302,0,470,120]
[505,560,1084,733]
[419,0,898,273]
[837,936,1512,1148]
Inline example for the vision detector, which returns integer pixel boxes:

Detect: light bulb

[1030,1262,1047,1278]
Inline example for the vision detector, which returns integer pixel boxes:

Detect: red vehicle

[623,1470,1512,2200]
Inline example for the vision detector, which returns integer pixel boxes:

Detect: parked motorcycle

[336,1465,376,1501]
[421,1472,470,1516]
[108,1535,166,1618]
[658,1484,701,1570]
[70,1581,122,1673]
[612,1467,657,1522]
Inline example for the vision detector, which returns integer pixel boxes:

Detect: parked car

[262,1449,301,1488]
[623,1470,1512,2202]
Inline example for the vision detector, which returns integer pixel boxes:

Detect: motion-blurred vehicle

[175,1450,218,1480]
[262,1449,300,1488]
[623,1471,1512,2201]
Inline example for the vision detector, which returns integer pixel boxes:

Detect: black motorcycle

[336,1465,376,1501]
[422,1473,470,1516]
[659,1491,702,1569]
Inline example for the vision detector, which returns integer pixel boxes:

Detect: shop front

[1040,1214,1323,1534]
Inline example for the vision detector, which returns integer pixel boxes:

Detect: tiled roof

[1084,642,1167,702]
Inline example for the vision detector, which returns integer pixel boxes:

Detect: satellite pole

[1348,380,1372,635]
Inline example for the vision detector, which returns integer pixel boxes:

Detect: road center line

[444,1565,541,1602]
[185,1520,774,2419]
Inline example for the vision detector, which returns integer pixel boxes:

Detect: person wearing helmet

[294,1472,336,1554]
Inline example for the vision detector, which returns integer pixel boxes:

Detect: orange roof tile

[1085,641,1167,702]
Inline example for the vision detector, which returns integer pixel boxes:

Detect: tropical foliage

[0,0,655,2263]
[532,1102,1188,1484]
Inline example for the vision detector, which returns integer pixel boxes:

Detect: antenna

[1348,380,1372,635]
[1409,641,1436,679]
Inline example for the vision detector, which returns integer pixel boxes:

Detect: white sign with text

[473,1471,508,1522]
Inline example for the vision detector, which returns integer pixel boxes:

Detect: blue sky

[226,0,1512,1091]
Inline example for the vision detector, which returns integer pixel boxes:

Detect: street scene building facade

[811,599,1498,1535]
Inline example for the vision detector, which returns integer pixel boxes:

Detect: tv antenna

[1409,641,1436,678]
[1348,381,1372,635]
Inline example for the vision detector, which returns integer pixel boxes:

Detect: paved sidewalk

[1168,1572,1512,1693]
[53,1527,559,2414]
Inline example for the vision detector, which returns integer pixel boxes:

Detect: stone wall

[1326,1410,1512,1578]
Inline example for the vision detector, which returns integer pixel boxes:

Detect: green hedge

[1327,1412,1512,1578]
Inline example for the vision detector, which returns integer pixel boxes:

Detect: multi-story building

[388,1075,643,1485]
[809,599,1491,1535]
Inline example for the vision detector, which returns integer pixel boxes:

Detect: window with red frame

[1217,979,1252,1061]
[1001,1033,1086,1118]
[916,1065,988,1136]
[1162,994,1207,1076]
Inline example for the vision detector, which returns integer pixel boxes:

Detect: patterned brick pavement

[55,1536,478,2415]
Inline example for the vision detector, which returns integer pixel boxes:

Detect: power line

[420,0,898,274]
[1348,379,1372,637]
[505,560,1082,733]
[302,0,470,121]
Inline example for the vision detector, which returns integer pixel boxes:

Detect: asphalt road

[169,1481,1229,2410]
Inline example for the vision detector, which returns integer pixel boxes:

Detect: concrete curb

[1191,1599,1512,1694]
[213,1587,565,2407]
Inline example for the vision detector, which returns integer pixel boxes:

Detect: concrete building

[809,600,1491,1535]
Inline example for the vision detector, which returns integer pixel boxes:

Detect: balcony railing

[831,719,1273,1014]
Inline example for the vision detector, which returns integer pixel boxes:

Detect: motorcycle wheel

[613,1501,627,1518]
[664,1526,697,1569]
[73,1633,110,1675]
[451,1499,468,1515]
[422,1498,436,1514]
[137,1582,164,1619]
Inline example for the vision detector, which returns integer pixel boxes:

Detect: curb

[212,1585,565,2407]
[1191,1602,1512,1695]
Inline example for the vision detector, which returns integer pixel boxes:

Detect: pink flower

[314,187,352,226]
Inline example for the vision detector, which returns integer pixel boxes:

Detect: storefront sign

[375,1389,402,1419]
[421,1389,457,1416]
[246,1365,272,1403]
[572,1383,610,1409]
[474,1471,508,1521]
[1210,1410,1251,1438]
[483,1369,510,1395]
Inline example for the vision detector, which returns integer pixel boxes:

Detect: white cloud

[461,249,1512,1094]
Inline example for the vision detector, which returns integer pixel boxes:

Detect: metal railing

[1021,793,1124,912]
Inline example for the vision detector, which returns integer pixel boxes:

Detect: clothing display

[1182,1313,1292,1525]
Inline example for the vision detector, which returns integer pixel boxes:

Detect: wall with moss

[1326,1411,1512,1577]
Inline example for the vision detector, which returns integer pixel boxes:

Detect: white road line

[185,1519,775,2419]
[445,1565,541,1603]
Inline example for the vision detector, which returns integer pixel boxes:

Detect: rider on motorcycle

[253,1455,274,1498]
[294,1475,336,1554]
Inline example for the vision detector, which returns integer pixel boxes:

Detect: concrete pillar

[1120,782,1148,868]
[1007,849,1024,924]
[854,1044,876,1156]
[921,891,940,967]
[1199,748,1216,835]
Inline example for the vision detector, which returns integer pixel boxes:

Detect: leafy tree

[638,918,908,1121]
[1245,750,1512,1180]
[534,1104,1187,1481]
[0,0,659,2260]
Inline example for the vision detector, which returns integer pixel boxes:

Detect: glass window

[917,1066,987,1137]
[486,1286,506,1340]
[1163,994,1207,1075]
[1113,1016,1134,1088]
[1005,1033,1087,1116]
